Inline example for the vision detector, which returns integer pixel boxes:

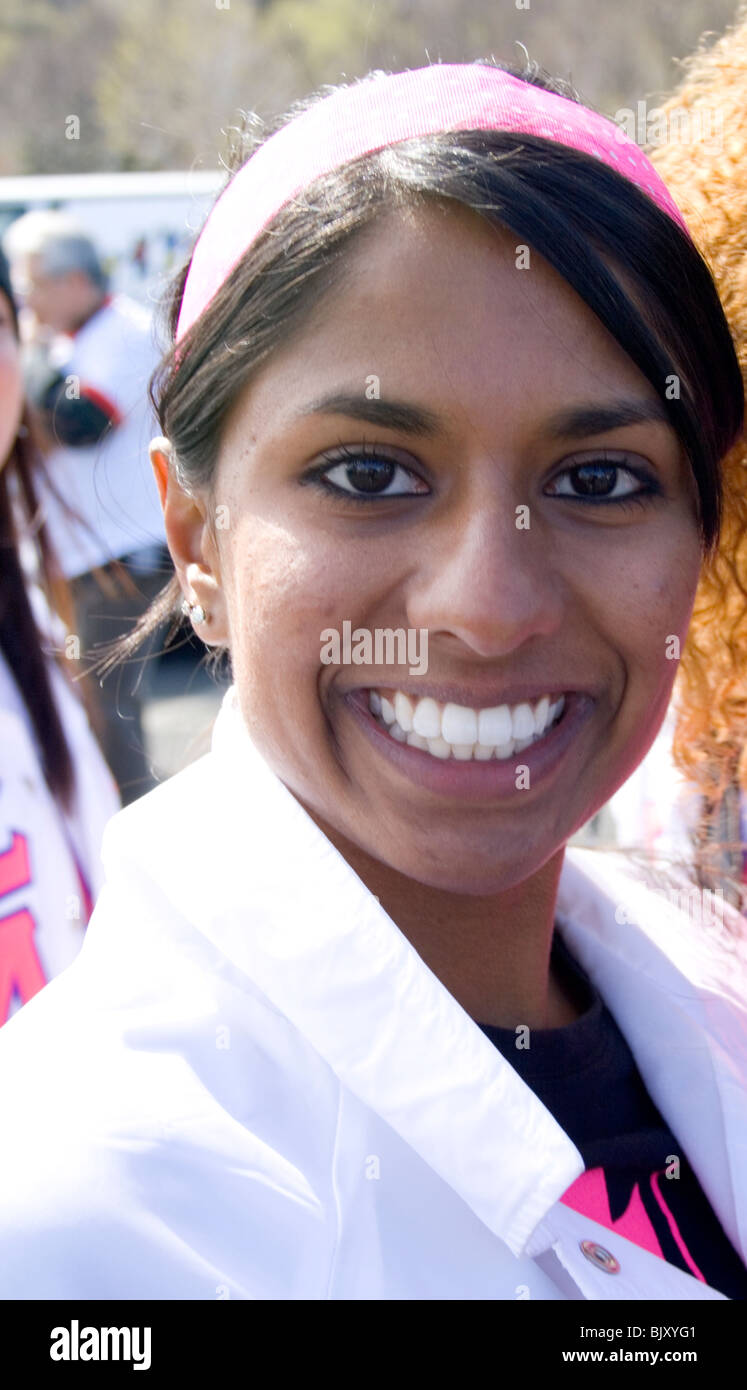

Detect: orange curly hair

[648,8,747,812]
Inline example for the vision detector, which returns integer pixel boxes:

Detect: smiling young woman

[0,58,745,1303]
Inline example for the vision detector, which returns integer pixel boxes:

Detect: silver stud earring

[181,598,208,625]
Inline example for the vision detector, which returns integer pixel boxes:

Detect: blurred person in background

[3,210,169,804]
[0,245,120,1026]
[602,5,747,912]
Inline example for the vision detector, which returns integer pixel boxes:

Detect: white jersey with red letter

[0,647,120,1024]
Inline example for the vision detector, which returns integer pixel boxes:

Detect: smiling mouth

[366,687,566,761]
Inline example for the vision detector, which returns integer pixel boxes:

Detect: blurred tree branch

[0,0,741,174]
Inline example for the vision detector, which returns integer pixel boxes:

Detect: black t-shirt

[476,932,747,1300]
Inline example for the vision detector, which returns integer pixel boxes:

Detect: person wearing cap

[0,58,744,1301]
[3,210,168,804]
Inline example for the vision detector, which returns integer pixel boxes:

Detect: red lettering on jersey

[0,832,45,1021]
[0,831,31,896]
[0,909,46,1020]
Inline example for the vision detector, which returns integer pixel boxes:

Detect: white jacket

[0,686,745,1301]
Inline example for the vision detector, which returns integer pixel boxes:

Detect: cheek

[222,521,362,689]
[597,533,700,754]
[616,539,700,661]
[222,519,380,782]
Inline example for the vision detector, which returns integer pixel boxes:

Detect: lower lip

[342,689,595,801]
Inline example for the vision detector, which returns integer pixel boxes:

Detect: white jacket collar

[106,686,747,1262]
[554,851,747,1264]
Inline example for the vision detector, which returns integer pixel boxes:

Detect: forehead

[222,201,659,448]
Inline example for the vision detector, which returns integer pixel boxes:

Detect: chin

[376,836,563,898]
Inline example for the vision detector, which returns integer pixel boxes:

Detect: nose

[405,490,567,659]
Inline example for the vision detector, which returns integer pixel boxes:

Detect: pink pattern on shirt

[650,1171,706,1282]
[561,1167,665,1259]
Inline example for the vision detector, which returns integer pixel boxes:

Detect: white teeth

[367,688,566,761]
[394,691,414,733]
[451,743,475,760]
[412,697,441,739]
[380,696,396,726]
[441,703,478,745]
[511,702,536,742]
[533,695,550,735]
[477,704,513,746]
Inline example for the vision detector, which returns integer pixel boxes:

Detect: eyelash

[302,442,664,511]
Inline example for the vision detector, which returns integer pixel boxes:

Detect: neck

[306,811,574,1029]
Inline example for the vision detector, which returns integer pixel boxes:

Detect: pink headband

[177,63,690,342]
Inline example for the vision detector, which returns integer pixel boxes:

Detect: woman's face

[203,203,703,894]
[0,289,22,467]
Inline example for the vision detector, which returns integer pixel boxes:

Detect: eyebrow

[295,392,440,435]
[541,399,672,439]
[294,391,672,441]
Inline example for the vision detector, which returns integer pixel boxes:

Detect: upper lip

[345,682,594,709]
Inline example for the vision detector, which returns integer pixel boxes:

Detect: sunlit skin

[152,202,703,1029]
[0,289,23,468]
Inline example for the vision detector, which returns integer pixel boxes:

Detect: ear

[149,437,228,647]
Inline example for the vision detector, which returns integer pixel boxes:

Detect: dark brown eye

[569,463,619,495]
[341,458,396,493]
[306,445,429,503]
[545,457,661,506]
